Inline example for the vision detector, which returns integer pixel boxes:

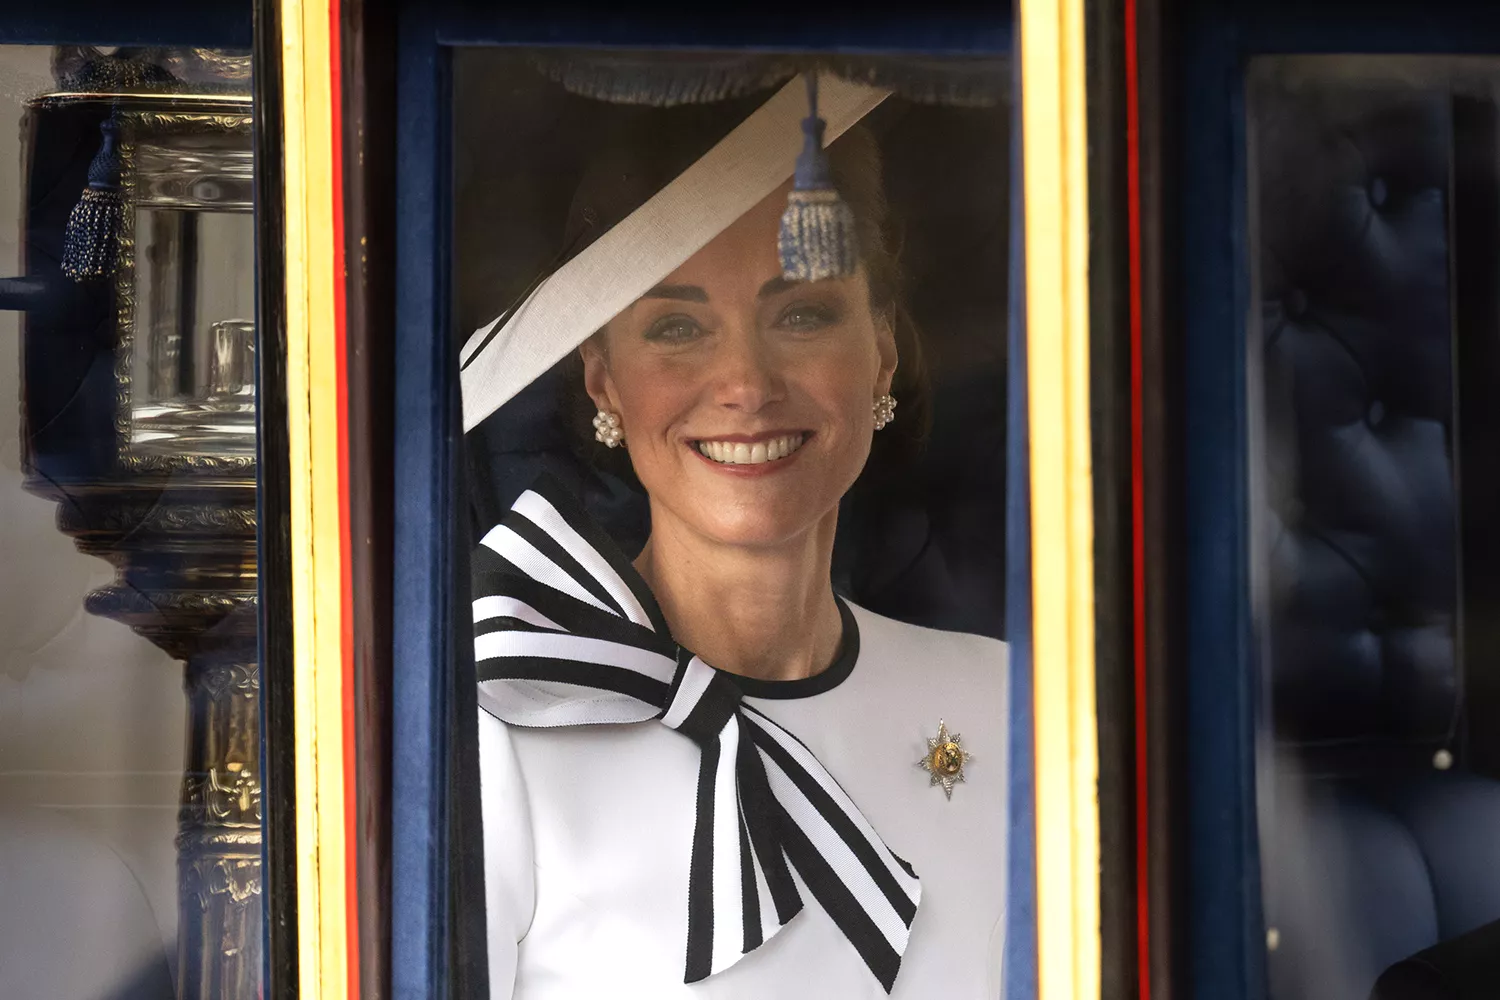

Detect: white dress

[480,601,1010,999]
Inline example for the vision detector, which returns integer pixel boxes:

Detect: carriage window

[0,46,265,999]
[1248,55,1500,1000]
[454,48,1015,996]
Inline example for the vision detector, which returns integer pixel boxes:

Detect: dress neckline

[728,597,860,701]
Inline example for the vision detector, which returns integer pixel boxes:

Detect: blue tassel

[779,75,858,282]
[62,116,124,282]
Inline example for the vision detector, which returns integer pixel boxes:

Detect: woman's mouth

[692,432,808,466]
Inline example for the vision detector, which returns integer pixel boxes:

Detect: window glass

[453,48,1014,997]
[0,45,264,999]
[1247,54,1500,1000]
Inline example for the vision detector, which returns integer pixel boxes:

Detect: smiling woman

[454,51,1010,999]
[581,176,896,684]
[559,130,927,535]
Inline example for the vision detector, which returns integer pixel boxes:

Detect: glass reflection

[454,50,1012,999]
[0,46,261,1000]
[1248,55,1500,1000]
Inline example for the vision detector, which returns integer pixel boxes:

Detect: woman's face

[582,183,898,550]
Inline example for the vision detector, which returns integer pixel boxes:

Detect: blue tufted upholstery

[1250,64,1500,1000]
[1257,78,1458,748]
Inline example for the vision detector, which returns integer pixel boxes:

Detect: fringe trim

[530,53,793,107]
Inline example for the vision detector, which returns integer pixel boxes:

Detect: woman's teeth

[695,433,806,466]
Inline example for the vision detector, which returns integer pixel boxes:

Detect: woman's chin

[644,459,850,549]
[679,500,832,551]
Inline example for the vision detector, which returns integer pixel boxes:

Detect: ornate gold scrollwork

[183,762,263,826]
[184,856,262,911]
[56,500,258,536]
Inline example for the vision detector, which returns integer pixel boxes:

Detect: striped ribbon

[472,474,922,991]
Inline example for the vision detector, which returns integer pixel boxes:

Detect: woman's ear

[580,334,618,413]
[875,316,898,397]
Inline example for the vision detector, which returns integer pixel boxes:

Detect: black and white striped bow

[472,475,922,991]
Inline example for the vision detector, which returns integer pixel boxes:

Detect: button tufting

[1368,399,1386,427]
[1284,288,1308,319]
[1369,175,1389,209]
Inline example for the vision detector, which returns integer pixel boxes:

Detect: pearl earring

[592,409,625,448]
[873,393,897,430]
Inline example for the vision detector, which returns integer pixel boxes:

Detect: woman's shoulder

[844,600,1008,683]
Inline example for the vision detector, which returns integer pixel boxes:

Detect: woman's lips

[690,432,809,468]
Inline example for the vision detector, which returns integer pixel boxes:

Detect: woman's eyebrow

[757,276,802,299]
[642,284,708,302]
[640,278,809,303]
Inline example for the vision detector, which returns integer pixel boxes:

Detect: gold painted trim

[280,1,351,997]
[1020,0,1102,995]
[32,91,255,106]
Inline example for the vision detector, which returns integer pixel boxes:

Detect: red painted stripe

[1123,0,1151,997]
[326,0,360,995]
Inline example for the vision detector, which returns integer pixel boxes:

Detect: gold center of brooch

[932,742,965,775]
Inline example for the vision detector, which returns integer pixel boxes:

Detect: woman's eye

[643,315,705,343]
[776,303,839,331]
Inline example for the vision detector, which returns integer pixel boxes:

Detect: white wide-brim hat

[458,72,890,433]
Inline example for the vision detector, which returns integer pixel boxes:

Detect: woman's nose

[710,327,786,412]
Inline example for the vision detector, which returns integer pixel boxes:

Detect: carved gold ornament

[917,720,974,800]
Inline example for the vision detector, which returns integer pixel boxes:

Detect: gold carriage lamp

[7,48,263,1000]
[51,97,257,463]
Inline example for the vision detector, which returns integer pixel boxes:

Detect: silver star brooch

[917,720,974,799]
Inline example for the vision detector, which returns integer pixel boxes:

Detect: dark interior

[1248,58,1500,1000]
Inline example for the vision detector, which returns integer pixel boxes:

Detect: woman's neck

[633,505,845,684]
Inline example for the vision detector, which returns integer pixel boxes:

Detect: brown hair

[824,124,931,468]
[564,119,930,482]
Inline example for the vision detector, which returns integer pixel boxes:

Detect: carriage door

[1163,4,1500,999]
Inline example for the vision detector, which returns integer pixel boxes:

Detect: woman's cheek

[618,363,692,423]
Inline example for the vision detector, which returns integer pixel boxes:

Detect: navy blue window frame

[1178,3,1500,1000]
[0,1,248,47]
[390,5,1015,998]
